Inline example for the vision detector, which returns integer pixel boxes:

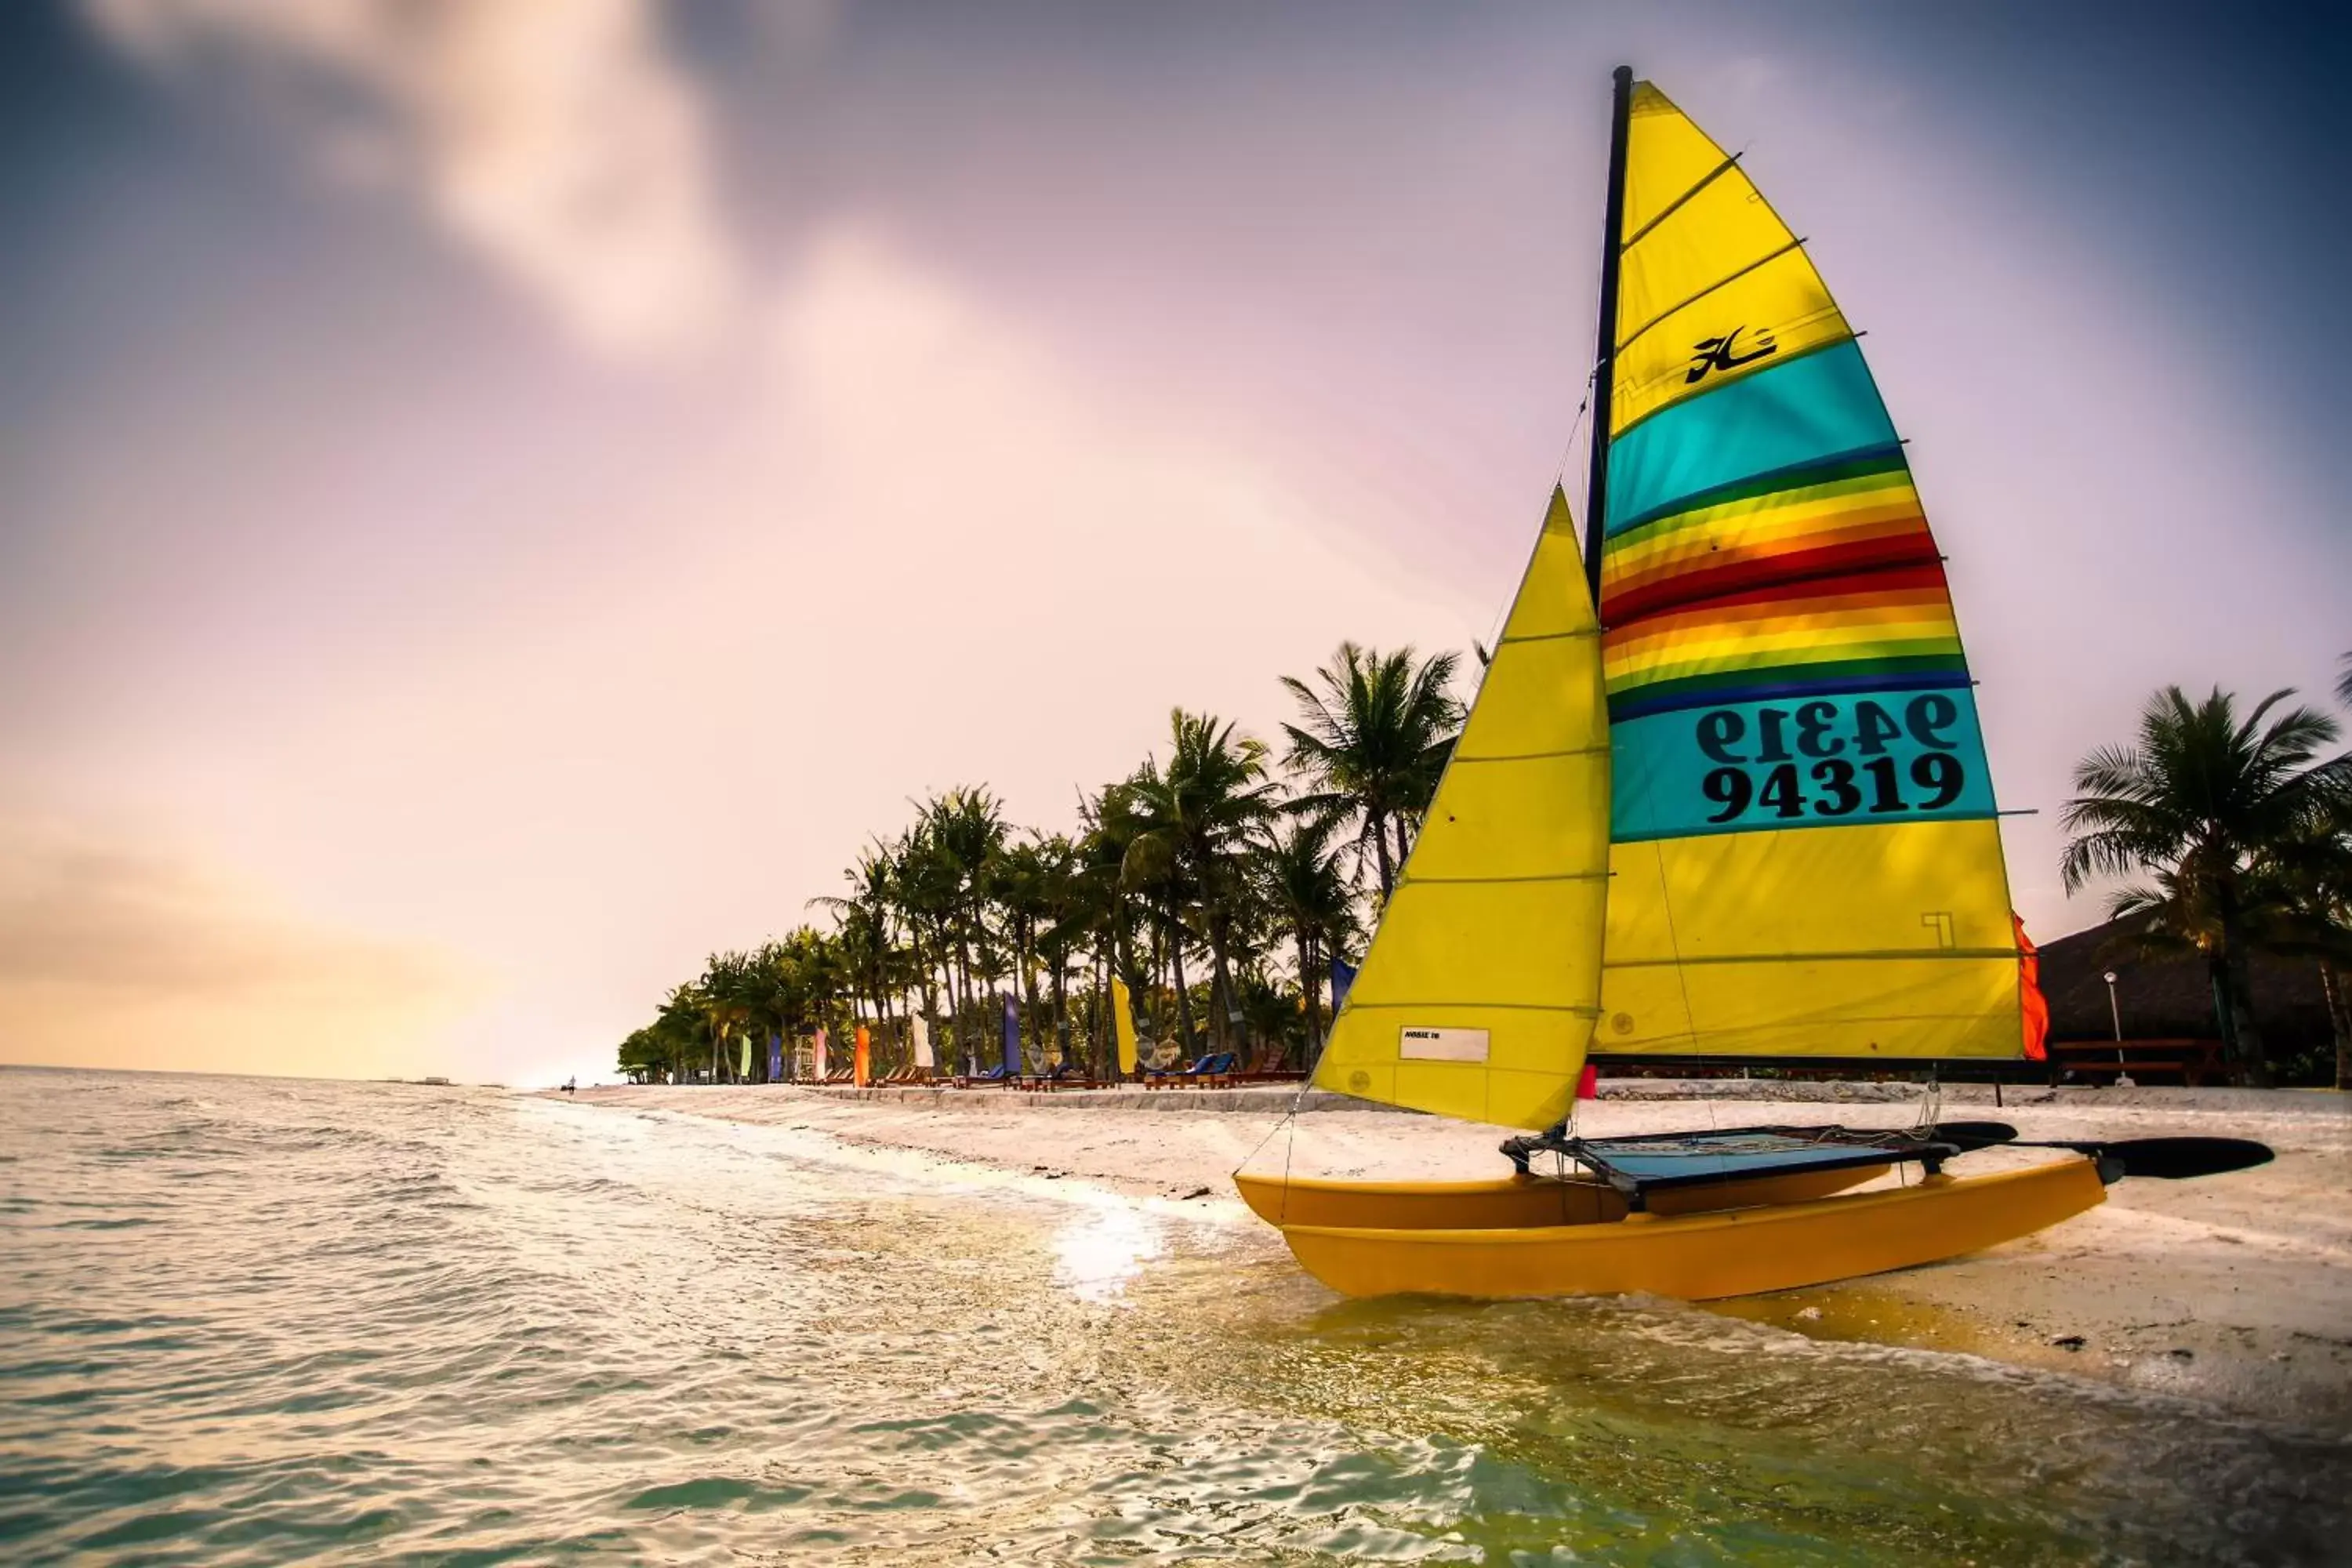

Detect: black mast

[1581,64,1635,608]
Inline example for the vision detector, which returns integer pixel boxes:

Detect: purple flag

[1330,956,1359,1014]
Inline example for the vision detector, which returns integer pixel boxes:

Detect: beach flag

[1001,993,1022,1076]
[768,1031,782,1083]
[738,1033,751,1082]
[813,1026,829,1080]
[1111,976,1139,1077]
[854,1023,871,1087]
[2015,913,2050,1061]
[910,1013,934,1070]
[1330,957,1358,1014]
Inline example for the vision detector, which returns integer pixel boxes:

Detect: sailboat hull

[1232,1163,1887,1230]
[1276,1156,2106,1301]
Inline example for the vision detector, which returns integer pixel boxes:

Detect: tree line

[619,648,2352,1090]
[617,643,1461,1083]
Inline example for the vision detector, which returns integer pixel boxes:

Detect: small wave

[622,1476,815,1512]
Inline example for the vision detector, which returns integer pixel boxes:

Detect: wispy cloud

[0,812,479,1076]
[85,0,743,360]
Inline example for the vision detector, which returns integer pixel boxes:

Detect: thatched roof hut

[2035,916,2338,1067]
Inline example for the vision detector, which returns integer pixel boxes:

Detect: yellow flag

[1111,977,1139,1076]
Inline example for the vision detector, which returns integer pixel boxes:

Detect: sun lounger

[1144,1051,1236,1088]
[1018,1062,1100,1092]
[958,1063,1018,1088]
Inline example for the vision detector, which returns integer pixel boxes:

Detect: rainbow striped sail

[1592,81,2022,1060]
[1310,76,2024,1134]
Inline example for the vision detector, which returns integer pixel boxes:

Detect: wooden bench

[2048,1038,2225,1087]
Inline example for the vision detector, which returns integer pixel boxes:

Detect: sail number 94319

[1693,695,1967,822]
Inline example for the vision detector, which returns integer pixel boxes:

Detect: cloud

[84,0,742,360]
[0,812,480,1077]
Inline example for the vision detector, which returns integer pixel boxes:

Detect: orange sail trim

[2015,916,2049,1061]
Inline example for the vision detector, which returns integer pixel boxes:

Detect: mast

[1581,64,1634,608]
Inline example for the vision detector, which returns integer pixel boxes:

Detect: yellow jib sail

[1592,82,2021,1059]
[1311,488,1610,1129]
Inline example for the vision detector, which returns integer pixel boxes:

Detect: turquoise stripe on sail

[1605,342,1897,536]
[1611,691,1998,844]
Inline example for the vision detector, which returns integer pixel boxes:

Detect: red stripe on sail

[1604,533,1945,625]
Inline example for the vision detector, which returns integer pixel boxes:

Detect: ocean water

[1,1070,2342,1566]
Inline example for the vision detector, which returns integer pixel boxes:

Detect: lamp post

[2103,970,2132,1087]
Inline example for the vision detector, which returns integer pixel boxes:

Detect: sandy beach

[554,1081,2352,1436]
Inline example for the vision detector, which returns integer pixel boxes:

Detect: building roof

[2034,915,2336,1050]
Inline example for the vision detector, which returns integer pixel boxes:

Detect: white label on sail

[1399,1026,1490,1062]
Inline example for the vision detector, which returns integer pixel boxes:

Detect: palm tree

[2060,685,2351,1087]
[1128,710,1283,1053]
[1280,642,1464,898]
[1254,814,1359,1067]
[2249,794,2352,1089]
[1071,780,1150,1072]
[655,982,710,1083]
[900,788,1007,1073]
[811,844,900,1040]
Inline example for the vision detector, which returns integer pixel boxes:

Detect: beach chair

[958,1063,1018,1088]
[1143,1053,1210,1089]
[1145,1052,1234,1089]
[1020,1062,1098,1092]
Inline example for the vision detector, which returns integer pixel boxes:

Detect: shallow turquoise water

[1,1069,2342,1565]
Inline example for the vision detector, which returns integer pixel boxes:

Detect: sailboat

[1236,71,2262,1301]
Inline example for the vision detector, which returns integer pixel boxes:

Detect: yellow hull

[1232,1163,1888,1230]
[1276,1156,2107,1301]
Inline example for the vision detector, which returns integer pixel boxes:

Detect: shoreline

[549,1082,2352,1435]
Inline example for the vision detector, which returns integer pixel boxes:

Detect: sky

[3,1,2346,1087]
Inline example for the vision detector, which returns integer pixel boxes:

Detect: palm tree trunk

[2217,906,2273,1088]
[1061,953,1075,1063]
[1370,811,1395,899]
[2321,960,2350,1092]
[1297,931,1322,1071]
[1207,917,1237,1057]
[1169,909,1196,1057]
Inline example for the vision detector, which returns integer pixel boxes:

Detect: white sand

[554,1080,2352,1432]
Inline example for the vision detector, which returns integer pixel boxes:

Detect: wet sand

[555,1080,2352,1434]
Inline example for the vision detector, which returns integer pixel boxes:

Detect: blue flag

[767,1031,782,1083]
[1001,993,1022,1076]
[1330,956,1359,1014]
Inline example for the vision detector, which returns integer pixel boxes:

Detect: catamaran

[1236,70,2265,1301]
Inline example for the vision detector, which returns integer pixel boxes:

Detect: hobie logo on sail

[1400,1027,1490,1062]
[1686,325,1777,383]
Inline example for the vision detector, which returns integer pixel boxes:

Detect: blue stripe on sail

[1607,667,1975,723]
[1605,341,1897,538]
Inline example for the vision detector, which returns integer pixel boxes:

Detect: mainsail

[1591,81,2021,1059]
[1310,488,1611,1128]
